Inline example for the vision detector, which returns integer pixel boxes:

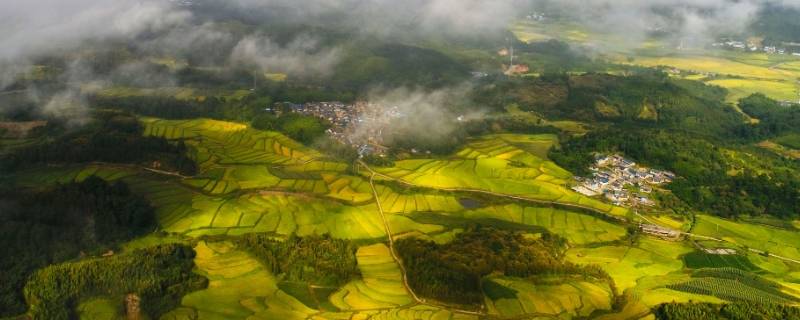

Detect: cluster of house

[283,101,398,157]
[712,40,800,56]
[572,154,675,207]
[525,12,546,22]
[639,223,681,240]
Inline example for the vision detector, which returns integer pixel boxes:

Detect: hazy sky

[2,0,797,63]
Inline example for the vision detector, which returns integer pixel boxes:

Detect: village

[278,101,401,157]
[712,39,800,56]
[572,154,675,208]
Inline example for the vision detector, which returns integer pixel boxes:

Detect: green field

[692,214,800,263]
[11,117,800,319]
[511,20,800,105]
[371,135,629,218]
[486,276,614,318]
[170,241,317,319]
[682,251,761,272]
[566,238,693,291]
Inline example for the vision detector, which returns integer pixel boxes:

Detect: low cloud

[0,0,191,61]
[229,34,342,78]
[532,0,800,50]
[223,0,528,37]
[349,85,480,150]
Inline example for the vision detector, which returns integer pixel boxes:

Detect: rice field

[373,158,627,217]
[438,204,627,245]
[329,244,413,310]
[692,214,800,262]
[142,118,321,170]
[706,78,798,103]
[627,54,800,104]
[667,268,800,304]
[173,241,317,320]
[457,134,565,163]
[682,251,761,272]
[566,238,693,291]
[486,276,613,318]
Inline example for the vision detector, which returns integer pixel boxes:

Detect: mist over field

[1,0,799,123]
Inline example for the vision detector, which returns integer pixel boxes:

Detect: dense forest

[235,234,360,287]
[474,71,743,137]
[2,111,197,175]
[0,177,156,317]
[653,302,800,320]
[395,227,615,306]
[751,3,800,45]
[23,244,206,320]
[736,94,800,142]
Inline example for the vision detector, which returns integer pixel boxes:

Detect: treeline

[2,111,196,175]
[88,95,258,121]
[653,302,800,320]
[734,93,800,142]
[395,227,615,306]
[235,234,360,287]
[550,129,800,219]
[23,244,206,320]
[0,177,156,317]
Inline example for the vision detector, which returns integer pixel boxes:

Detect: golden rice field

[16,117,800,319]
[486,276,614,318]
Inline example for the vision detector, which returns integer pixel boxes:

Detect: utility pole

[509,40,515,66]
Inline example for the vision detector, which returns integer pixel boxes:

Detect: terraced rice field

[373,158,627,217]
[330,244,413,310]
[439,204,626,244]
[167,241,317,320]
[374,185,464,214]
[142,118,320,170]
[486,277,613,318]
[457,134,567,165]
[566,238,693,291]
[13,165,440,239]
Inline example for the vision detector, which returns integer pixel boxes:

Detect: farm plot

[456,134,568,170]
[706,78,798,104]
[10,165,414,240]
[173,241,316,320]
[373,184,464,214]
[329,244,413,310]
[373,158,627,217]
[682,251,762,272]
[566,238,693,291]
[666,268,800,304]
[438,204,626,245]
[692,214,800,262]
[322,174,374,204]
[359,304,474,320]
[142,118,321,169]
[486,277,613,318]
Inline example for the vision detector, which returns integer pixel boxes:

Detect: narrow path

[363,165,486,317]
